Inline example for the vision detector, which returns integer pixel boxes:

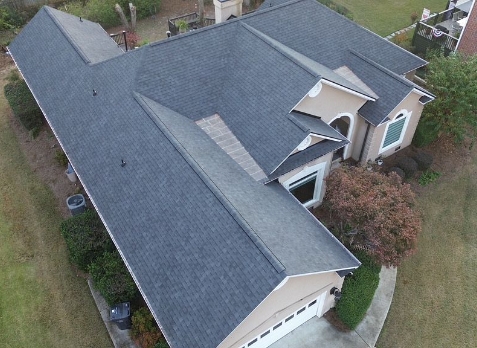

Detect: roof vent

[93,89,97,96]
[121,159,126,167]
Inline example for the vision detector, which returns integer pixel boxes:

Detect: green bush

[397,156,418,179]
[413,151,433,171]
[89,251,138,305]
[418,170,441,186]
[154,340,169,348]
[65,0,161,28]
[132,307,163,348]
[55,150,68,167]
[66,0,121,28]
[4,78,44,133]
[413,120,439,147]
[60,210,115,271]
[335,251,380,330]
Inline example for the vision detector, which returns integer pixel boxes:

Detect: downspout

[359,121,371,163]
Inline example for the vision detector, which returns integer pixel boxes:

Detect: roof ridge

[349,50,434,97]
[241,22,320,78]
[349,49,416,88]
[134,92,286,274]
[43,6,91,64]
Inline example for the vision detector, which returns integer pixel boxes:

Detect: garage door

[241,292,326,348]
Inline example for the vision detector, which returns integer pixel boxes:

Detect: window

[260,330,270,338]
[308,300,317,307]
[282,162,326,208]
[248,338,257,346]
[380,110,412,153]
[285,314,294,322]
[297,307,306,315]
[273,322,282,330]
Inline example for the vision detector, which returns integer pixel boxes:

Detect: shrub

[132,307,162,348]
[64,0,161,28]
[154,340,169,348]
[335,251,380,329]
[55,150,69,167]
[60,210,115,271]
[388,167,405,181]
[397,157,418,178]
[4,79,44,133]
[413,151,433,171]
[324,166,421,266]
[413,120,439,147]
[65,0,120,28]
[89,251,138,305]
[418,170,441,186]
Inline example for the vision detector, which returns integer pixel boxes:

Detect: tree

[418,53,477,144]
[323,166,421,267]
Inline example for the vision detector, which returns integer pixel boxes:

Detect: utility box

[66,194,85,216]
[110,302,131,330]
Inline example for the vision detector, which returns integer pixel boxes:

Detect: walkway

[270,266,397,348]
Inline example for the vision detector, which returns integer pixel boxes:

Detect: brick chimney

[457,0,477,55]
[214,0,243,24]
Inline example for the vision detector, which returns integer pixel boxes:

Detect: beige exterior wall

[218,271,345,348]
[361,90,425,163]
[295,84,367,124]
[294,83,368,161]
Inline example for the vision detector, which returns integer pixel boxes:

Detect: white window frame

[282,162,326,208]
[379,109,412,154]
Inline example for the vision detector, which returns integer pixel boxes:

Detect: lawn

[0,74,113,347]
[332,0,446,36]
[377,151,477,347]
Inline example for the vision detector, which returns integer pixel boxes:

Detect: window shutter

[383,118,406,148]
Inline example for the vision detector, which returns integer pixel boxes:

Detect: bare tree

[129,3,137,33]
[114,3,130,31]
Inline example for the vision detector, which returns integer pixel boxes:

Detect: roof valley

[134,92,286,274]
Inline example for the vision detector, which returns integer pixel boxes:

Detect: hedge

[4,79,43,133]
[335,251,380,330]
[89,251,138,305]
[60,210,115,271]
[132,307,163,348]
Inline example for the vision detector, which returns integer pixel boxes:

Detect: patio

[412,0,473,56]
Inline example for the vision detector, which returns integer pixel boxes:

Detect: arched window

[379,110,412,153]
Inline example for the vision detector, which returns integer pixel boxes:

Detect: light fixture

[330,287,342,301]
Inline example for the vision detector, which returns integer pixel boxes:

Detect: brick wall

[457,1,477,55]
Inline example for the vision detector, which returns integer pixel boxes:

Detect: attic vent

[307,81,322,98]
[297,135,311,151]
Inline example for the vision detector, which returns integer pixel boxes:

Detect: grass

[377,153,477,347]
[332,0,446,36]
[0,75,113,347]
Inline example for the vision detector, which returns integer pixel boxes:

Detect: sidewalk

[87,279,138,348]
[270,266,397,348]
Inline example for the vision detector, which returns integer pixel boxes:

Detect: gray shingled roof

[9,5,360,348]
[291,112,348,141]
[346,51,424,126]
[251,0,427,75]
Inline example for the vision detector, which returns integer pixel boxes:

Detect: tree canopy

[419,53,477,144]
[324,166,421,267]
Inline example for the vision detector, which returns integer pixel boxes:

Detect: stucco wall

[218,271,345,348]
[361,91,425,163]
[294,84,368,161]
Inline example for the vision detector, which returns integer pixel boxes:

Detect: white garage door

[241,291,326,348]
